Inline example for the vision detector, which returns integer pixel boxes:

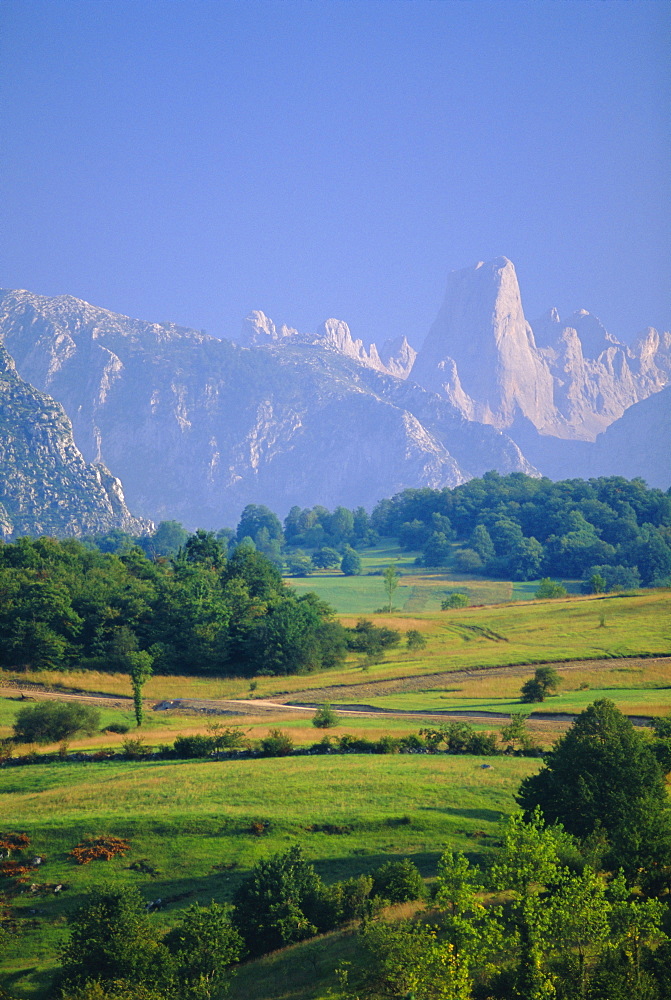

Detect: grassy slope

[2,591,668,707]
[1,574,669,999]
[1,755,537,998]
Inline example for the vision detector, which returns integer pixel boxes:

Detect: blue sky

[1,0,669,347]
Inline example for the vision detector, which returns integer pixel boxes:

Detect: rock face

[412,258,556,430]
[0,342,149,539]
[411,257,670,443]
[0,289,533,528]
[238,310,417,378]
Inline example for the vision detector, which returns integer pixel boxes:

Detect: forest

[1,474,670,680]
[92,473,671,587]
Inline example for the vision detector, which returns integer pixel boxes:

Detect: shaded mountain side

[508,386,671,490]
[0,289,534,528]
[0,343,150,538]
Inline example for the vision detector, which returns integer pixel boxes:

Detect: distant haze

[0,1,669,346]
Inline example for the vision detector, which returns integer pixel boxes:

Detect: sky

[0,0,669,348]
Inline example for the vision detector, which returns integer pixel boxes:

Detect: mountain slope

[0,342,149,539]
[0,289,534,527]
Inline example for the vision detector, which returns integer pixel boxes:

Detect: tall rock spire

[411,257,556,429]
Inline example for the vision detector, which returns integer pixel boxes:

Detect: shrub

[172,734,217,758]
[406,629,427,650]
[370,859,426,903]
[13,701,101,744]
[259,729,294,757]
[441,592,469,610]
[534,577,568,599]
[346,619,401,656]
[103,723,130,735]
[207,723,247,749]
[312,704,340,728]
[121,737,150,759]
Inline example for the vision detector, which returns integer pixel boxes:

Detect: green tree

[13,701,101,744]
[60,885,171,992]
[311,547,341,570]
[127,650,153,727]
[382,563,399,612]
[356,921,472,1000]
[521,666,561,703]
[517,700,671,885]
[163,902,243,997]
[435,850,502,973]
[311,703,340,728]
[340,546,362,576]
[489,809,567,1000]
[535,577,567,599]
[422,531,453,567]
[231,846,324,956]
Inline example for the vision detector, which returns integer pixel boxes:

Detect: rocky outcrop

[0,342,150,539]
[0,289,534,527]
[411,258,557,430]
[238,310,416,378]
[411,258,670,443]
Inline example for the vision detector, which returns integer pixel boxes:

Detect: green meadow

[2,590,668,709]
[1,583,669,999]
[285,540,580,614]
[1,754,538,998]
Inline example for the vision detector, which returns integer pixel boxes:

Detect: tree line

[92,474,671,587]
[0,534,347,677]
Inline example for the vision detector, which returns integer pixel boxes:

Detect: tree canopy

[517,699,671,886]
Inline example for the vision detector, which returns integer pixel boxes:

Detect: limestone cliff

[0,289,533,527]
[410,258,670,443]
[0,342,149,538]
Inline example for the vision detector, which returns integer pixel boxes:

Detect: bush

[406,629,427,650]
[121,737,150,759]
[13,701,101,744]
[535,577,568,599]
[312,704,340,728]
[371,859,426,903]
[103,723,130,735]
[346,619,401,656]
[259,729,294,757]
[441,592,469,610]
[173,734,217,758]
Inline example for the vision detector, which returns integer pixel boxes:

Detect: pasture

[1,754,538,998]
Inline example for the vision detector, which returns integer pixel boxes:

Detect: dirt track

[2,655,668,727]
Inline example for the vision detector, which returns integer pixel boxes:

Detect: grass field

[0,754,538,998]
[285,540,582,614]
[1,584,669,999]
[2,591,668,709]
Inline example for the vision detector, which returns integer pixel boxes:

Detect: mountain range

[0,256,668,535]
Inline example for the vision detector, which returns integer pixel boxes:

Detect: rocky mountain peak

[410,256,555,430]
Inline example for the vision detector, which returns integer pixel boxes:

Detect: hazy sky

[1,0,669,347]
